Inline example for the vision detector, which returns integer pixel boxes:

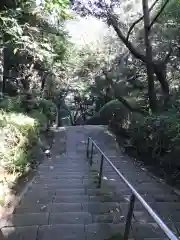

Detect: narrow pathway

[0,126,180,239]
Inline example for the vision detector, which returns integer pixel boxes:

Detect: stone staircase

[1,126,180,240]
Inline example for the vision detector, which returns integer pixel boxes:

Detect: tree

[107,0,171,111]
[0,0,70,100]
[0,39,3,97]
[142,0,157,111]
[73,0,172,112]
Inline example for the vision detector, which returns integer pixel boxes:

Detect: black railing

[86,137,178,240]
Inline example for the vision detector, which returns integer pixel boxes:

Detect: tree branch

[108,13,148,64]
[149,0,170,29]
[126,0,159,41]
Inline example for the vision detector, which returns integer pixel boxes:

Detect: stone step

[38,169,88,173]
[4,125,179,240]
[2,223,168,240]
[19,193,123,206]
[36,174,89,179]
[19,194,55,206]
[14,201,146,215]
[87,195,130,203]
[34,176,90,181]
[1,226,38,240]
[29,184,86,191]
[1,213,49,227]
[37,224,85,240]
[33,179,84,185]
[35,174,90,178]
[91,210,156,224]
[23,189,87,198]
[56,189,86,196]
[49,212,92,224]
[14,203,82,214]
[85,223,167,240]
[53,195,89,203]
[82,202,122,214]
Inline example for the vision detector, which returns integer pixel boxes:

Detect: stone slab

[53,195,89,203]
[49,203,82,213]
[49,212,92,224]
[1,213,49,227]
[14,204,50,214]
[1,226,38,240]
[37,224,85,240]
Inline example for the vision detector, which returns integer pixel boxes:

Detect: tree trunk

[153,63,170,107]
[0,40,4,99]
[142,0,157,112]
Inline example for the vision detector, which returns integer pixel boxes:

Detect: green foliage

[99,100,129,119]
[128,110,180,168]
[37,99,56,122]
[0,96,56,124]
[0,110,39,173]
[0,0,70,201]
[0,96,23,112]
[161,0,180,23]
[28,110,48,130]
[44,0,70,18]
[0,0,70,98]
[85,113,105,125]
[0,95,58,175]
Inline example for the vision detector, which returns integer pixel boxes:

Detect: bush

[85,113,106,125]
[128,110,180,169]
[99,100,129,120]
[0,96,57,175]
[0,96,23,112]
[37,99,57,123]
[0,96,57,127]
[28,110,48,131]
[85,100,130,125]
[0,110,39,173]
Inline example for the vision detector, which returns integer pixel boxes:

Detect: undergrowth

[0,96,57,175]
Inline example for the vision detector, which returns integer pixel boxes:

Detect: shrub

[99,100,129,121]
[128,110,180,169]
[0,110,39,173]
[0,96,23,112]
[37,99,57,123]
[28,110,48,131]
[0,96,57,127]
[85,113,106,125]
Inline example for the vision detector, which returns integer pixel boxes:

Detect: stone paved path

[1,126,180,239]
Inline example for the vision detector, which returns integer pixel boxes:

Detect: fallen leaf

[40,205,47,211]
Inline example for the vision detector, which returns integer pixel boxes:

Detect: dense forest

[0,0,180,203]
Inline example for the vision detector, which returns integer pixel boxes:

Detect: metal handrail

[86,136,179,240]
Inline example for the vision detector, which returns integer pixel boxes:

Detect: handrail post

[90,142,94,166]
[123,194,135,240]
[98,154,104,188]
[86,137,90,158]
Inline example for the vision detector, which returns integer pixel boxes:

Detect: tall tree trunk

[142,0,157,112]
[0,40,4,99]
[153,63,170,107]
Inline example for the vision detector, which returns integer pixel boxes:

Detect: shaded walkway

[0,126,180,239]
